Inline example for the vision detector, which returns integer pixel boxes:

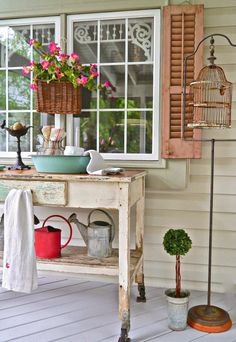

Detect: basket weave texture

[36,80,82,115]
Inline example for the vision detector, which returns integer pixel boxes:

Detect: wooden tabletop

[0,168,147,183]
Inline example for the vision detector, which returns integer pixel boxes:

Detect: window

[0,17,60,158]
[68,10,160,160]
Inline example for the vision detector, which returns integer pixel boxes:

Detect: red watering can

[35,215,73,259]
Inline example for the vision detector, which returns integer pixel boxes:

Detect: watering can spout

[68,213,88,244]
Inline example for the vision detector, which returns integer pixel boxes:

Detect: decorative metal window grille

[74,20,153,61]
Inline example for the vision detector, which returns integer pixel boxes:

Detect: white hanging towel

[84,150,124,175]
[2,189,38,293]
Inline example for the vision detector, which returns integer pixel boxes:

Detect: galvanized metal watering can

[35,215,73,259]
[69,209,115,258]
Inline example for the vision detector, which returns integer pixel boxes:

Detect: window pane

[100,65,125,109]
[0,27,7,67]
[100,19,125,63]
[127,111,152,153]
[8,71,30,110]
[99,111,124,153]
[127,64,153,108]
[8,112,31,152]
[8,26,30,67]
[73,21,97,64]
[0,71,6,110]
[0,113,6,151]
[82,87,97,110]
[128,17,153,62]
[33,24,56,62]
[76,112,97,150]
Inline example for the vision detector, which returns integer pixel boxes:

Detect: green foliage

[23,40,106,92]
[163,229,192,257]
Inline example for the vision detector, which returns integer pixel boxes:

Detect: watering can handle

[42,214,73,249]
[88,209,115,242]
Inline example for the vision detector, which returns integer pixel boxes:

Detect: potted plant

[163,228,192,331]
[22,40,111,115]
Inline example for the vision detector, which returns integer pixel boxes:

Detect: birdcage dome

[188,64,233,128]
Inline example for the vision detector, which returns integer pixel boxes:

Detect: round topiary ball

[163,229,192,256]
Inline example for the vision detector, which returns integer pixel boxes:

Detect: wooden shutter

[161,5,204,159]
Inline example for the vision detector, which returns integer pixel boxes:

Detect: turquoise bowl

[31,155,90,174]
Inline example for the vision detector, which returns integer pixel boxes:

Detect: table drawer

[0,180,67,206]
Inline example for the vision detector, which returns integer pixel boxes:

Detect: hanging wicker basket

[36,80,82,115]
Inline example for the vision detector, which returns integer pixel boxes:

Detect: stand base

[8,163,31,171]
[188,305,232,333]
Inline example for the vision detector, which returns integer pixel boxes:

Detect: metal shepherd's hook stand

[183,34,236,333]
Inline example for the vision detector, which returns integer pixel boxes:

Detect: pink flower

[58,53,69,61]
[30,83,38,91]
[103,80,110,88]
[90,63,97,70]
[55,68,63,79]
[90,71,99,78]
[71,52,80,62]
[100,139,106,145]
[48,42,60,54]
[41,60,50,70]
[22,65,31,75]
[29,39,36,46]
[30,60,35,67]
[29,39,41,49]
[76,76,88,86]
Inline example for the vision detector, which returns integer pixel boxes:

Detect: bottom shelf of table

[0,246,143,281]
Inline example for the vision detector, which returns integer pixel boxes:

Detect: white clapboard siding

[205,6,236,27]
[145,208,236,233]
[144,244,236,268]
[205,26,236,43]
[195,0,236,8]
[145,261,236,285]
[199,142,236,158]
[144,226,236,248]
[146,192,236,213]
[204,47,236,66]
[184,175,236,194]
[190,157,236,176]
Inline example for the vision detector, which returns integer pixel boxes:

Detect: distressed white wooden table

[0,169,146,342]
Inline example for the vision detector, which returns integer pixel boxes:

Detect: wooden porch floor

[0,274,235,342]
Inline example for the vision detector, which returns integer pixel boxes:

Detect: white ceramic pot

[165,288,190,331]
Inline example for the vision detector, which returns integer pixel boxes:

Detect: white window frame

[67,10,160,161]
[0,16,60,159]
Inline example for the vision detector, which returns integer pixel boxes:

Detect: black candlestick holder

[3,125,32,170]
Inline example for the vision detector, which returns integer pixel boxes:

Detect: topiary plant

[163,229,192,298]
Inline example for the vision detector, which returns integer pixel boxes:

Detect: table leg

[118,185,131,342]
[135,187,146,303]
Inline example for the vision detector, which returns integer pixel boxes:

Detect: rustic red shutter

[161,5,204,159]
